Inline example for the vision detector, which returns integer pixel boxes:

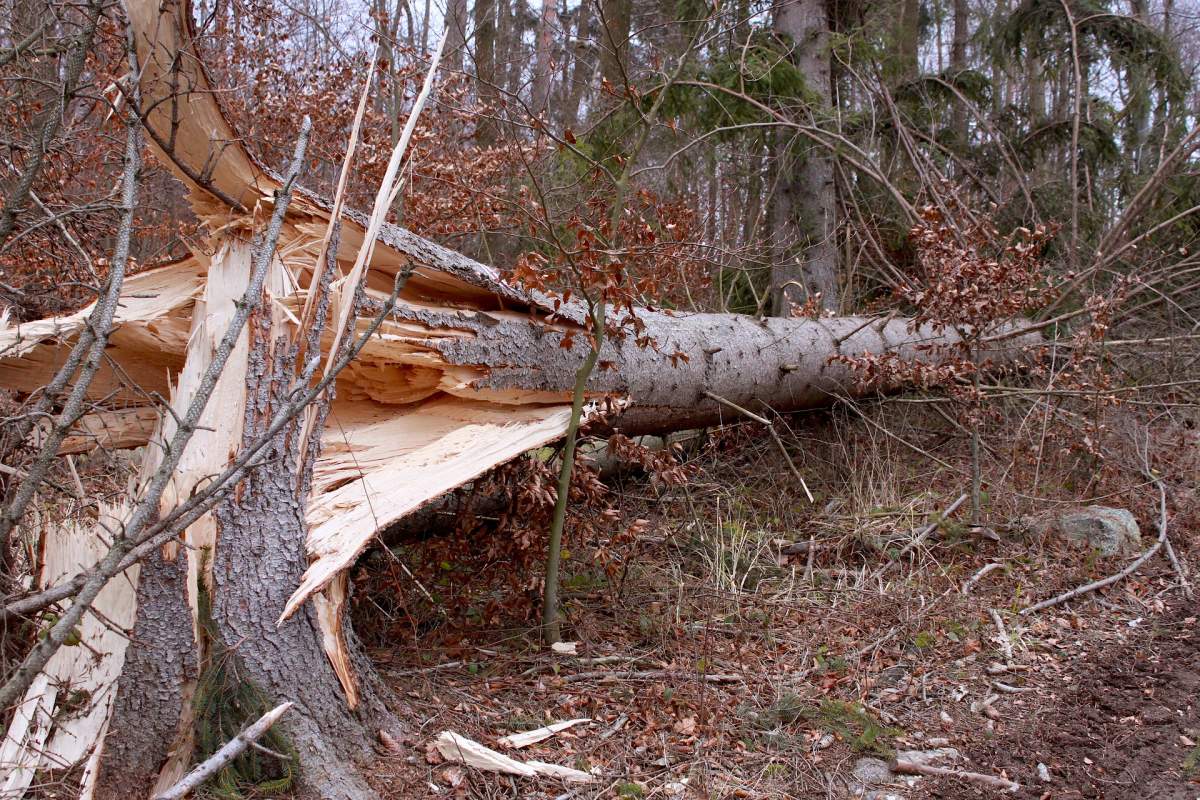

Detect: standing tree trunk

[564,0,594,127]
[598,0,631,97]
[532,0,559,116]
[770,0,838,313]
[950,0,969,146]
[445,0,468,70]
[473,0,498,142]
[889,0,921,85]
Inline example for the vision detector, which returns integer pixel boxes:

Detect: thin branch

[154,703,293,800]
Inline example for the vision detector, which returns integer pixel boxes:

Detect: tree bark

[951,0,968,145]
[598,0,631,97]
[564,0,594,127]
[473,0,498,142]
[207,310,400,799]
[532,0,559,115]
[770,0,838,313]
[445,0,468,69]
[889,0,920,85]
[95,550,197,798]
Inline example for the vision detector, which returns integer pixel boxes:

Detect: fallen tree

[0,2,1037,797]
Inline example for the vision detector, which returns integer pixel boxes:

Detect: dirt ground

[353,408,1200,800]
[927,603,1200,800]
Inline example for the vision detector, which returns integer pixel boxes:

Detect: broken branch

[153,702,293,800]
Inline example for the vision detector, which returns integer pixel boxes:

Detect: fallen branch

[559,669,742,684]
[891,759,1020,792]
[153,702,293,800]
[962,562,1003,594]
[1163,536,1194,601]
[888,491,969,566]
[435,731,594,783]
[989,609,1014,664]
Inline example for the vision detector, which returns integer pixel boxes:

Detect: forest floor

[351,400,1199,800]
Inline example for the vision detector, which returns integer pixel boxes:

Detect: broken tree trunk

[0,0,1038,796]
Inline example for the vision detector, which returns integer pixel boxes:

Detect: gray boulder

[851,757,893,785]
[1058,506,1141,556]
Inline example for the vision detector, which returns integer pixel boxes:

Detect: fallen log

[0,0,1038,795]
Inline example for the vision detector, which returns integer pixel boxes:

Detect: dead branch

[703,390,813,502]
[153,702,293,800]
[891,759,1020,792]
[882,493,968,570]
[961,562,1003,594]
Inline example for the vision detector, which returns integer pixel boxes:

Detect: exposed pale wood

[54,406,160,455]
[287,397,591,620]
[0,0,1046,788]
[435,731,595,783]
[146,235,268,791]
[0,504,140,798]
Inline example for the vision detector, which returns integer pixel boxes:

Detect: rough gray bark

[473,0,498,143]
[396,304,1030,435]
[95,551,196,799]
[598,0,630,96]
[207,314,401,800]
[446,0,469,71]
[564,0,594,127]
[770,0,838,313]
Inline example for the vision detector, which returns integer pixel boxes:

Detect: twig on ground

[1163,536,1194,600]
[559,669,742,684]
[962,562,1003,594]
[989,609,1014,664]
[880,493,968,573]
[990,681,1035,694]
[384,660,464,677]
[891,759,1020,792]
[154,702,293,800]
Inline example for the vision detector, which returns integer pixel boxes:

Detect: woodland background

[3,0,1200,797]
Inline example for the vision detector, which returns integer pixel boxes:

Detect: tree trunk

[951,0,968,146]
[532,0,559,115]
[564,0,594,127]
[445,0,468,70]
[473,0,498,142]
[598,0,631,97]
[889,0,920,85]
[770,0,838,313]
[207,305,400,798]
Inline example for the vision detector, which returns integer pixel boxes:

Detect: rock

[852,757,893,785]
[1037,762,1051,783]
[1058,506,1141,556]
[896,747,961,766]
